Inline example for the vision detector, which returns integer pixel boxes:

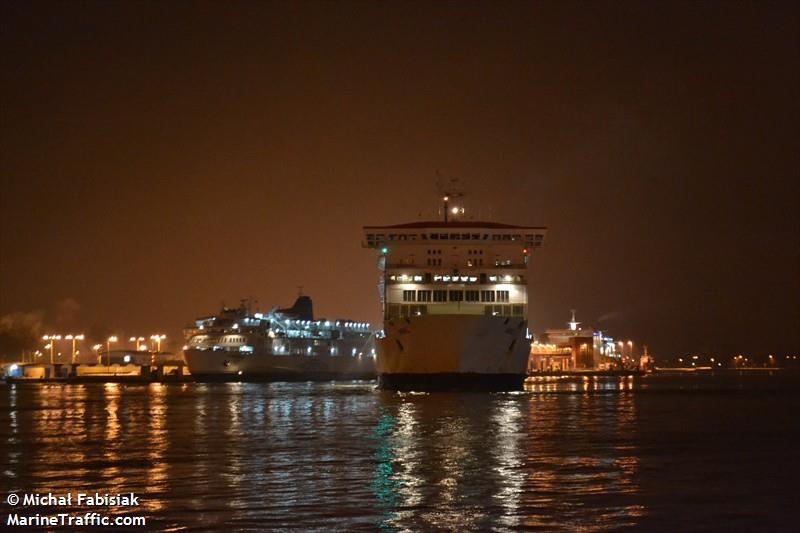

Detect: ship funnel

[277,296,314,321]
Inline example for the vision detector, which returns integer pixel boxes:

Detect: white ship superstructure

[183,296,376,381]
[363,198,546,390]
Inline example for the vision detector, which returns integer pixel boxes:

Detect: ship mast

[436,177,464,223]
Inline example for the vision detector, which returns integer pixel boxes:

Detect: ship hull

[183,349,376,382]
[379,372,525,391]
[378,314,530,391]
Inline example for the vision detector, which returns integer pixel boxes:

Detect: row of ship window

[426,249,484,255]
[387,304,525,318]
[367,233,544,242]
[388,273,524,283]
[402,289,510,303]
[404,257,515,266]
[272,345,369,357]
[426,258,489,266]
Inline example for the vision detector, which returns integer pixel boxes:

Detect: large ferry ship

[183,296,377,381]
[363,193,546,390]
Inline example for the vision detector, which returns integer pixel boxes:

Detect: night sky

[1,1,798,360]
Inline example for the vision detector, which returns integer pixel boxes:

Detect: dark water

[1,375,798,531]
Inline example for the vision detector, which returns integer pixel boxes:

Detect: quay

[3,362,192,383]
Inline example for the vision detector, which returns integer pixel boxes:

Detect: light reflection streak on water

[424,412,479,529]
[102,383,125,491]
[5,384,18,481]
[222,383,244,508]
[145,383,167,513]
[59,385,90,489]
[372,405,401,530]
[491,398,524,531]
[393,400,423,511]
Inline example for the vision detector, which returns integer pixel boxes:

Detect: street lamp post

[150,334,166,365]
[42,335,62,364]
[65,334,85,364]
[150,334,166,353]
[107,336,117,367]
[42,336,52,364]
[92,344,102,364]
[129,336,146,351]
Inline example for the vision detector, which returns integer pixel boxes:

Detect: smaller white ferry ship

[183,296,377,381]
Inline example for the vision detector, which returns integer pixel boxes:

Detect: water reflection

[3,377,793,531]
[145,383,167,513]
[371,383,644,531]
[491,398,524,530]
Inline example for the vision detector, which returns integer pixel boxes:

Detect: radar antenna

[435,173,465,223]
